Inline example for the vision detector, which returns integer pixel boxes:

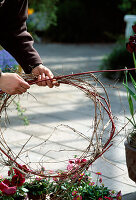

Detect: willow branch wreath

[0,71,115,182]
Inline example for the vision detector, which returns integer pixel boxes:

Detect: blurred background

[1,0,136,77]
[26,0,136,80]
[28,0,127,43]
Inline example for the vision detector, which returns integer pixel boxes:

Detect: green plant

[51,171,121,200]
[123,24,136,147]
[24,178,50,199]
[0,159,122,200]
[0,165,29,200]
[27,0,59,41]
[119,0,136,14]
[13,100,29,126]
[123,71,136,147]
[100,40,134,80]
[45,0,124,43]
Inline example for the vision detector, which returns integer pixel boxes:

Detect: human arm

[0,0,59,88]
[0,0,42,74]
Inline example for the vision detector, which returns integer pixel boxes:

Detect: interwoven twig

[0,71,115,180]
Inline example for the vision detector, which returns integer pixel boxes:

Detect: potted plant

[123,24,136,182]
[24,177,48,200]
[0,159,122,200]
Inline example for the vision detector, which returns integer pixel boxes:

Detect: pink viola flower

[69,159,74,164]
[89,181,95,186]
[98,198,103,200]
[2,186,17,196]
[3,179,10,186]
[67,163,74,171]
[80,173,85,177]
[49,170,54,174]
[104,197,113,200]
[53,177,58,182]
[96,172,102,175]
[72,190,78,196]
[35,177,42,181]
[11,174,25,187]
[75,158,80,164]
[81,159,87,163]
[0,182,8,191]
[73,195,82,200]
[0,182,17,196]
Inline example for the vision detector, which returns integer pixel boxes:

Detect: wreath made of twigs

[0,72,115,181]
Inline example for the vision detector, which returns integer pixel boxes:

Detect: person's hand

[31,64,59,88]
[0,73,30,95]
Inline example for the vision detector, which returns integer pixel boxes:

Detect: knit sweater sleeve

[0,0,43,74]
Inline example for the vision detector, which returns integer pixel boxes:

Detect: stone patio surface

[0,43,136,199]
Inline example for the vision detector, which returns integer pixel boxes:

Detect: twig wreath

[0,71,115,181]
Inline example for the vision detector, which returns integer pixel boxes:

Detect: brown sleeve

[0,0,43,74]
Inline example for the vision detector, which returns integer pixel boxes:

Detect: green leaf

[129,74,136,91]
[126,117,136,127]
[123,83,136,100]
[133,52,136,68]
[21,187,29,193]
[128,95,134,117]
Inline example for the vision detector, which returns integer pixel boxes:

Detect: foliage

[0,165,29,200]
[0,159,122,200]
[100,41,134,80]
[123,24,136,147]
[28,0,58,28]
[24,178,49,199]
[27,0,59,41]
[119,0,136,14]
[13,100,29,126]
[49,171,121,200]
[45,0,124,43]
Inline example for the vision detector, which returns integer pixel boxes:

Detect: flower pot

[124,141,136,182]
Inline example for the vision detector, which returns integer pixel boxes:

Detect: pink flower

[49,170,54,174]
[3,179,10,186]
[72,190,78,196]
[67,163,74,171]
[89,182,95,186]
[2,186,17,196]
[35,177,42,181]
[81,159,87,163]
[0,181,17,196]
[75,158,80,164]
[104,197,113,200]
[96,172,102,175]
[8,168,13,176]
[99,177,102,183]
[73,195,82,200]
[69,159,74,164]
[53,177,58,182]
[98,198,103,200]
[11,174,25,187]
[80,173,85,177]
[0,182,8,190]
